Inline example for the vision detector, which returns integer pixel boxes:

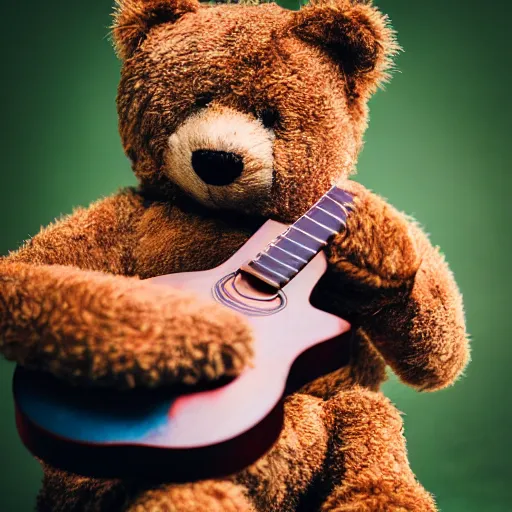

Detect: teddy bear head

[113,0,397,221]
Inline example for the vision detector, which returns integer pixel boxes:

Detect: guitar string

[246,188,351,283]
[270,243,308,264]
[303,214,338,235]
[289,225,327,245]
[324,195,350,216]
[316,205,345,223]
[250,259,290,282]
[259,251,299,271]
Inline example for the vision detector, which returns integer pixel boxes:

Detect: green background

[0,0,510,510]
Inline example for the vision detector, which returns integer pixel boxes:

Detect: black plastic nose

[191,150,244,186]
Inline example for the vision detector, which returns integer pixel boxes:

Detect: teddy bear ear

[289,0,398,91]
[112,0,200,60]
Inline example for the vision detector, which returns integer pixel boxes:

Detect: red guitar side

[14,188,353,481]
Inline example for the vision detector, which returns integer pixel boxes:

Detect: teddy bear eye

[195,92,214,108]
[259,107,280,129]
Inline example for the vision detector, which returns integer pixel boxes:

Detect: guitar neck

[240,187,353,289]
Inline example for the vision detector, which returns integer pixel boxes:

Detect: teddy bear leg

[320,388,437,512]
[124,480,256,512]
[36,464,256,512]
[235,393,330,512]
[36,463,130,512]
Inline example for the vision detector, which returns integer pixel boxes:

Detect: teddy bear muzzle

[191,149,244,186]
[164,105,275,211]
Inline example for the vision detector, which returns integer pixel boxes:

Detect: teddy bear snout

[191,149,244,186]
[164,106,274,212]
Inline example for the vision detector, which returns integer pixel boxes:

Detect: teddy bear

[0,0,469,510]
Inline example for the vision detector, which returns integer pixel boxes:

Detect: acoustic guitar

[13,187,353,481]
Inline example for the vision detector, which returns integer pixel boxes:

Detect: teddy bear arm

[323,182,469,391]
[320,472,437,512]
[7,188,145,274]
[0,191,253,388]
[320,388,437,512]
[362,221,470,392]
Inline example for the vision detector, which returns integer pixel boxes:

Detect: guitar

[13,187,354,481]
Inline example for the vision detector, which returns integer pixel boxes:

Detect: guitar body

[13,219,352,481]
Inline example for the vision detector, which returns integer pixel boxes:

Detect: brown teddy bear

[0,0,469,510]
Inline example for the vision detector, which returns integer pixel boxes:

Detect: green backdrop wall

[0,0,510,510]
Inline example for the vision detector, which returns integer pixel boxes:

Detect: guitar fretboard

[240,187,353,289]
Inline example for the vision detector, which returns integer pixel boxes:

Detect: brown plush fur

[2,0,468,510]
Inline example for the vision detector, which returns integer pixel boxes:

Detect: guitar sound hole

[233,272,279,301]
[213,273,286,316]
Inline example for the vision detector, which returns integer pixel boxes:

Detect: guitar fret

[250,260,289,282]
[325,195,350,216]
[266,246,303,272]
[280,234,317,254]
[328,187,354,205]
[304,214,338,235]
[241,186,353,290]
[306,204,345,232]
[316,205,344,223]
[325,195,348,215]
[271,243,308,264]
[290,225,327,245]
[260,252,297,272]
